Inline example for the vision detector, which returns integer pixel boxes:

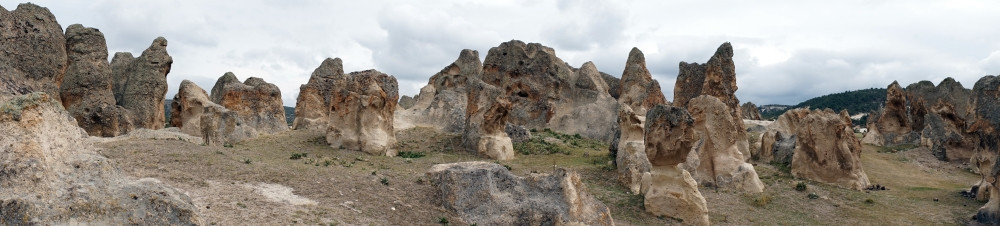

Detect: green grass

[397,151,426,159]
[513,129,604,155]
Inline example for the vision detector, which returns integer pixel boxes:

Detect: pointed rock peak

[628,47,645,63]
[313,58,344,78]
[581,61,598,71]
[152,37,168,48]
[219,72,240,83]
[888,81,902,89]
[112,52,134,61]
[713,42,734,59]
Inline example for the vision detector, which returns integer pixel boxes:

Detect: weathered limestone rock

[397,95,415,109]
[742,102,763,120]
[863,81,917,146]
[0,3,67,98]
[480,40,618,142]
[462,80,514,160]
[402,49,481,132]
[616,103,650,194]
[674,43,750,159]
[426,161,614,226]
[686,95,764,192]
[601,72,621,99]
[504,123,531,143]
[325,69,399,156]
[642,104,709,226]
[111,37,172,130]
[209,72,287,134]
[292,58,344,130]
[620,47,668,115]
[169,80,257,145]
[762,108,871,190]
[59,24,134,137]
[0,92,201,224]
[971,75,1000,224]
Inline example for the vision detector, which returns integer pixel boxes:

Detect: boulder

[402,49,481,132]
[504,123,531,143]
[462,80,514,160]
[292,58,344,130]
[741,102,763,120]
[674,43,750,159]
[970,75,1000,224]
[209,72,287,134]
[169,80,257,145]
[111,37,172,130]
[0,92,201,224]
[0,3,67,98]
[685,95,764,192]
[58,24,134,137]
[761,108,870,190]
[619,47,668,115]
[641,104,709,225]
[325,69,399,156]
[426,161,614,226]
[616,103,650,194]
[480,40,618,142]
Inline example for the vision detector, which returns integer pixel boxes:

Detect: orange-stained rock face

[309,67,399,156]
[461,79,514,160]
[293,58,345,130]
[209,72,287,134]
[169,80,256,145]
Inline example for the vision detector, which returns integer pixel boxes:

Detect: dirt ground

[94,127,984,225]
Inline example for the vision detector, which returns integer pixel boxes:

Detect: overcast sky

[4,0,999,106]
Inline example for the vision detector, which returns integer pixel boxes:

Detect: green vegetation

[513,129,603,155]
[290,152,308,160]
[397,151,426,159]
[438,217,449,225]
[761,88,886,125]
[380,177,389,186]
[795,181,808,191]
[751,193,773,207]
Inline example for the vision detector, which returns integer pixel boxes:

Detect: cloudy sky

[4,0,999,106]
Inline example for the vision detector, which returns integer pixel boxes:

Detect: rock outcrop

[169,80,257,145]
[111,37,172,130]
[615,103,650,194]
[324,69,399,156]
[462,80,514,160]
[741,102,763,120]
[863,81,917,146]
[761,108,871,190]
[209,72,287,134]
[58,24,134,137]
[402,49,482,132]
[642,104,709,225]
[0,3,67,98]
[601,72,621,99]
[971,76,1000,224]
[685,95,764,192]
[674,43,750,159]
[426,161,614,226]
[0,92,201,224]
[397,95,415,109]
[619,47,668,115]
[480,40,618,142]
[292,58,344,130]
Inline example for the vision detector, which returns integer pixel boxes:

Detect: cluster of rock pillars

[2,3,1000,225]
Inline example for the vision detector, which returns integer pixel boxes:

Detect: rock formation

[971,75,1000,224]
[685,95,764,192]
[402,49,482,132]
[426,161,614,226]
[761,108,871,190]
[111,37,172,130]
[620,47,668,115]
[169,80,257,145]
[642,104,709,225]
[601,72,621,99]
[674,43,750,159]
[292,58,344,130]
[0,92,201,224]
[397,95,415,109]
[209,72,287,134]
[863,78,975,161]
[324,69,399,156]
[0,3,67,98]
[480,40,618,142]
[615,103,650,194]
[742,102,763,120]
[58,24,134,136]
[462,80,514,160]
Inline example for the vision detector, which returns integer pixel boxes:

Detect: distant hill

[761,88,886,125]
[164,100,296,126]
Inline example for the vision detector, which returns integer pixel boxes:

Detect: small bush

[795,181,808,191]
[290,153,307,160]
[864,198,875,204]
[223,143,234,148]
[438,217,449,225]
[398,151,426,159]
[242,159,252,164]
[807,193,819,199]
[751,194,772,207]
[380,178,389,186]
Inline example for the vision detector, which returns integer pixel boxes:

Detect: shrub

[398,151,426,159]
[242,159,252,164]
[290,153,307,160]
[751,194,772,207]
[795,181,808,191]
[807,193,819,199]
[380,178,389,186]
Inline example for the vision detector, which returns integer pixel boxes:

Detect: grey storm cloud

[2,0,999,106]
